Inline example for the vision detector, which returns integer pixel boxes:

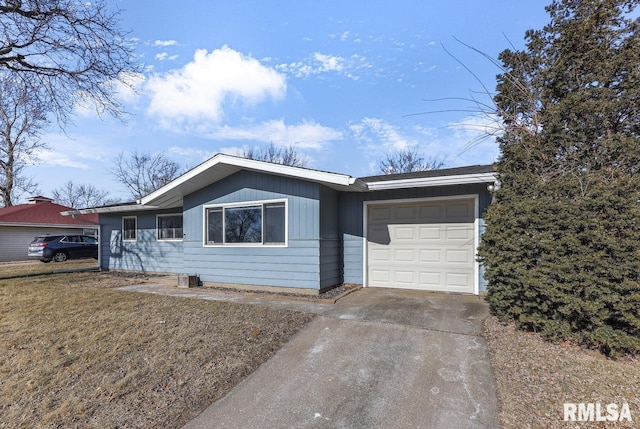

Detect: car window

[82,236,97,244]
[68,236,82,243]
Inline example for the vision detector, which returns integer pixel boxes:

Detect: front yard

[0,272,314,428]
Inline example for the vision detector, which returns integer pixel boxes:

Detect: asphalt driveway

[181,287,499,429]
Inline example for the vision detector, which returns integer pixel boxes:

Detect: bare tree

[52,181,118,208]
[243,143,307,167]
[0,0,138,124]
[111,151,181,200]
[379,148,444,175]
[0,73,48,206]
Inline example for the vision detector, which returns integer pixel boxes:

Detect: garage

[366,197,477,293]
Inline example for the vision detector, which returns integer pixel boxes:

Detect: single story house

[67,154,496,294]
[0,196,98,262]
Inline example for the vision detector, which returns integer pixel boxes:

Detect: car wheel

[53,251,68,262]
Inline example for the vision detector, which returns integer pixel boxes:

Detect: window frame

[122,216,137,242]
[156,213,184,241]
[203,199,288,247]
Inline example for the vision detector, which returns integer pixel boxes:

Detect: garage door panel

[392,226,415,240]
[419,205,442,221]
[419,249,441,263]
[419,226,441,240]
[445,249,474,264]
[445,202,474,221]
[367,198,476,293]
[395,270,416,285]
[370,206,392,221]
[395,206,417,220]
[370,269,391,284]
[369,247,391,262]
[394,248,416,263]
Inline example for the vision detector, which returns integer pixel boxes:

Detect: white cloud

[277,53,369,80]
[349,117,418,151]
[113,71,146,104]
[34,134,109,169]
[153,39,178,47]
[203,119,342,150]
[146,46,287,125]
[155,52,179,61]
[168,146,217,162]
[445,114,500,165]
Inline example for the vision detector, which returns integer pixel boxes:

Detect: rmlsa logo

[564,403,632,422]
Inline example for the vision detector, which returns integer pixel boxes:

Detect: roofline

[62,205,159,215]
[0,222,97,229]
[139,154,364,206]
[364,172,498,191]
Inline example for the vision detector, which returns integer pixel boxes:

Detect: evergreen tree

[478,0,640,356]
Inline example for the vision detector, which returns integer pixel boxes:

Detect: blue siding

[182,171,324,290]
[100,209,183,273]
[319,186,342,288]
[338,183,492,286]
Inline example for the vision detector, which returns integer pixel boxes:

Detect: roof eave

[62,205,159,215]
[140,154,363,206]
[365,172,498,191]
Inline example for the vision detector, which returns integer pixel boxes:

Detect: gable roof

[66,156,497,215]
[138,153,368,208]
[0,200,98,227]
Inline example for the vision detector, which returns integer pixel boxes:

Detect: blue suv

[28,235,98,263]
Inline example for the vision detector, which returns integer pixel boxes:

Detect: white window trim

[202,198,288,248]
[122,216,137,242]
[156,213,184,241]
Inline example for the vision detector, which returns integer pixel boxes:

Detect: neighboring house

[67,154,496,295]
[0,196,98,262]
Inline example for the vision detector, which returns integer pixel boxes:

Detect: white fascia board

[140,153,361,206]
[61,205,159,215]
[0,222,96,229]
[365,172,497,191]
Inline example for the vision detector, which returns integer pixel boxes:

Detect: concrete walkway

[119,284,500,429]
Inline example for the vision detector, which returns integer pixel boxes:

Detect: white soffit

[365,172,497,191]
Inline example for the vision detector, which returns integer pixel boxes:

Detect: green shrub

[478,0,640,357]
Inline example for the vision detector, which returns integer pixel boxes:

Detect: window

[157,214,183,240]
[205,200,286,246]
[123,216,137,241]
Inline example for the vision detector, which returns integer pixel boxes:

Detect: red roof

[0,200,98,226]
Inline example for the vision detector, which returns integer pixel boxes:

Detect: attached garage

[365,196,477,294]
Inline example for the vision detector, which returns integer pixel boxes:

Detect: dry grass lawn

[0,272,314,428]
[0,259,98,278]
[484,316,640,428]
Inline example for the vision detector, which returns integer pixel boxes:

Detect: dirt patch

[203,283,361,303]
[484,316,640,428]
[0,272,314,428]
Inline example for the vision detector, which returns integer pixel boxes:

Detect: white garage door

[367,198,476,293]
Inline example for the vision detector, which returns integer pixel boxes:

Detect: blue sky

[26,0,551,203]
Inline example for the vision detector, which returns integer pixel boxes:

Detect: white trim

[141,154,363,206]
[473,198,480,295]
[61,205,159,215]
[365,172,497,191]
[202,198,288,248]
[122,216,137,242]
[156,213,184,241]
[0,222,97,229]
[362,194,480,294]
